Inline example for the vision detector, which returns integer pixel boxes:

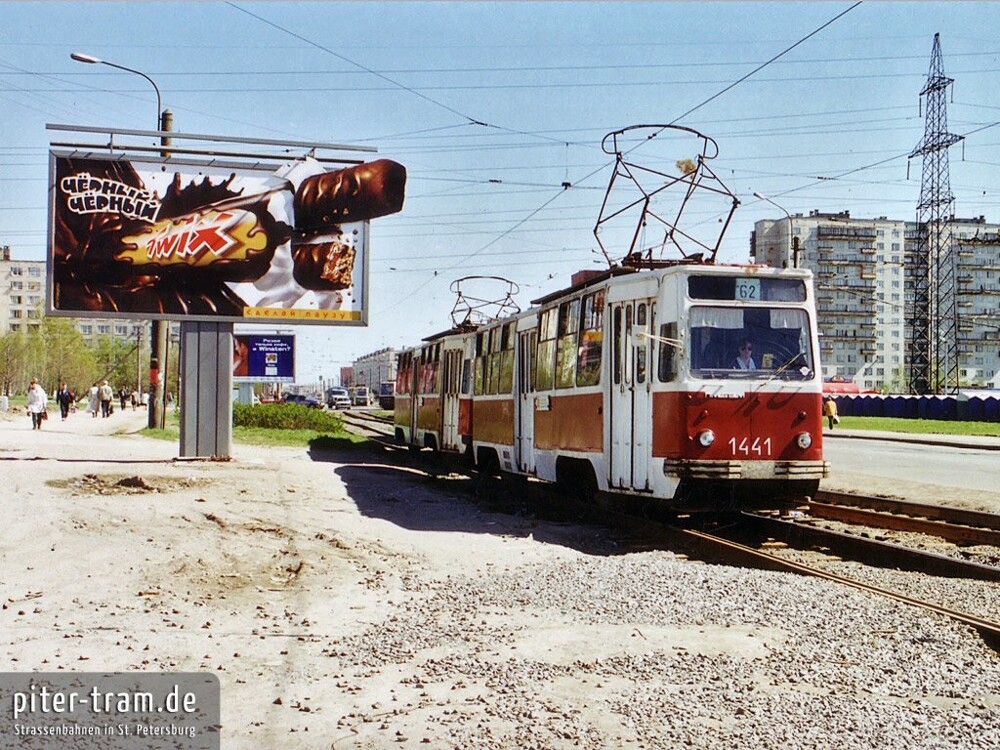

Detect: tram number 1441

[728,436,773,457]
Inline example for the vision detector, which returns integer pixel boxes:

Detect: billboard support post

[179,320,232,458]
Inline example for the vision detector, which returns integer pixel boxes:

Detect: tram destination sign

[47,152,406,325]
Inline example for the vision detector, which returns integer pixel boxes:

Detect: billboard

[48,153,406,325]
[233,334,295,382]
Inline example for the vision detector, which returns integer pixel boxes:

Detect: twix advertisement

[48,153,406,324]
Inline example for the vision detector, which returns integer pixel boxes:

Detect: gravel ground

[1,409,998,749]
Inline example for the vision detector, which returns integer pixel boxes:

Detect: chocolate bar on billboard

[293,159,406,232]
[116,191,290,282]
[291,238,357,291]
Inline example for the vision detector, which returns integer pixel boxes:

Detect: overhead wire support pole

[907,33,964,395]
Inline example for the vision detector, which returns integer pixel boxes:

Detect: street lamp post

[71,52,169,430]
[753,192,799,269]
[70,53,161,128]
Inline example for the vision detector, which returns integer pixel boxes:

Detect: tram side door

[441,348,462,452]
[515,330,537,474]
[407,352,421,448]
[609,299,653,491]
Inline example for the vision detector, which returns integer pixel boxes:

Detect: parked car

[326,387,351,410]
[283,393,324,409]
[377,381,395,410]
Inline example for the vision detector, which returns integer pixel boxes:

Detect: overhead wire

[225,2,565,145]
[372,1,868,313]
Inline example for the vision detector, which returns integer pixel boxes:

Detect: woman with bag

[27,378,48,430]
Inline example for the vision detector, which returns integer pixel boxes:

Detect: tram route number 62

[728,436,773,456]
[735,277,761,301]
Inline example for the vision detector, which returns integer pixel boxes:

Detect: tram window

[688,275,805,302]
[525,333,538,392]
[487,328,501,394]
[498,323,515,393]
[577,291,604,387]
[418,351,428,393]
[657,322,678,382]
[612,307,622,385]
[461,359,472,395]
[556,299,579,388]
[536,308,557,391]
[558,299,579,337]
[556,337,576,388]
[397,352,411,394]
[422,344,440,394]
[474,333,486,395]
[635,303,647,384]
[433,345,442,392]
[688,306,813,379]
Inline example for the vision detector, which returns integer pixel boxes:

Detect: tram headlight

[796,432,813,450]
[697,429,716,447]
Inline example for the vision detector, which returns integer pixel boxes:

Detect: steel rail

[673,525,1000,647]
[807,500,1000,547]
[815,489,1000,531]
[329,421,1000,647]
[739,512,1000,582]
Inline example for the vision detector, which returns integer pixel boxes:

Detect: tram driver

[734,339,757,370]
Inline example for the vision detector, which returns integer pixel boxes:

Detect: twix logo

[119,209,267,267]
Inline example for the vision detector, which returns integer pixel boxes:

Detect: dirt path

[0,407,612,747]
[2,407,997,750]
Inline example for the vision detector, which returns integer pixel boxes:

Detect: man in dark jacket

[56,383,74,420]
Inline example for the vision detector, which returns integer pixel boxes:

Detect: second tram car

[395,263,828,511]
[395,325,476,454]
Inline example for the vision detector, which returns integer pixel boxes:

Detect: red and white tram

[396,262,828,511]
[394,324,476,455]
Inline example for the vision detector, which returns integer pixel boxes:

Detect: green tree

[93,334,140,393]
[35,317,97,395]
[0,329,30,396]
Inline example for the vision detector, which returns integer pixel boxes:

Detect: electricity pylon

[908,33,963,394]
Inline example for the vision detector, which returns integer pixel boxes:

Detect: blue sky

[3,2,1000,382]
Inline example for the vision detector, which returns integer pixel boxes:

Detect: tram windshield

[688,306,814,380]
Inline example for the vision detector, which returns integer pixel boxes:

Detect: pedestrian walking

[56,382,74,420]
[27,378,48,430]
[823,396,839,430]
[99,380,114,418]
[87,384,100,418]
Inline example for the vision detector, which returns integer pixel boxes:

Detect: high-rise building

[753,212,1000,391]
[352,347,398,389]
[1,246,148,345]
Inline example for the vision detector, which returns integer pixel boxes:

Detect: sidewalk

[825,427,1000,451]
[0,403,183,464]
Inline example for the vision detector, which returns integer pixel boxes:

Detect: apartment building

[352,347,398,389]
[1,246,148,345]
[753,212,1000,390]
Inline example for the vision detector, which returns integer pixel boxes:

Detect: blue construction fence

[830,393,1000,422]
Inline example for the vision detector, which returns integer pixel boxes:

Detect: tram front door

[515,330,537,474]
[609,299,653,491]
[440,348,462,452]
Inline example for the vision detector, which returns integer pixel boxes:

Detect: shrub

[233,402,344,432]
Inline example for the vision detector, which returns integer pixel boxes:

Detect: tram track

[334,419,1000,650]
[813,489,1000,546]
[595,503,1000,652]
